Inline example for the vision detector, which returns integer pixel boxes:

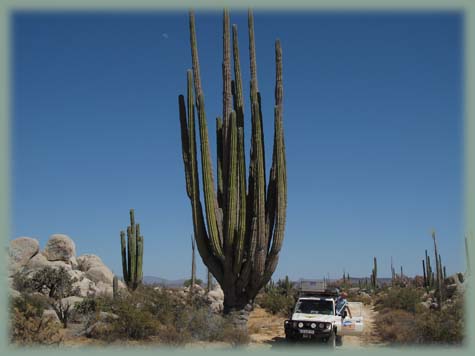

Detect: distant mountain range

[143,275,396,288]
[143,276,187,287]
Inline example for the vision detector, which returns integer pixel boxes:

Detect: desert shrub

[375,308,417,344]
[375,296,464,345]
[187,307,228,341]
[73,297,99,328]
[413,297,464,344]
[374,287,423,313]
[220,322,250,347]
[17,266,80,328]
[104,297,161,340]
[257,290,294,316]
[10,296,62,346]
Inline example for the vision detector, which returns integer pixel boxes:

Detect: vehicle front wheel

[327,331,336,348]
[336,334,343,346]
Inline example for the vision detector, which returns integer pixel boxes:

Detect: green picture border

[0,0,473,355]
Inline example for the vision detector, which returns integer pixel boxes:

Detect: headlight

[285,320,289,325]
[319,323,325,329]
[298,322,304,328]
[326,323,332,329]
[310,323,316,329]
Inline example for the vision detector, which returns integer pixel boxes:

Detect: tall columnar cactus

[432,231,444,303]
[178,9,287,317]
[120,209,144,291]
[422,259,427,288]
[371,257,378,289]
[425,249,433,287]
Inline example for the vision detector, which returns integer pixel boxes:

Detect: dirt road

[248,303,383,349]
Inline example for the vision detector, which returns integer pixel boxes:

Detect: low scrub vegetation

[374,286,464,345]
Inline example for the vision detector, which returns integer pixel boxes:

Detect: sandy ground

[247,303,384,349]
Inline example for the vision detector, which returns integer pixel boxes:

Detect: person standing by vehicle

[335,292,352,318]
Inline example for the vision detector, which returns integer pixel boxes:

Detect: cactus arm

[137,234,143,284]
[120,231,128,284]
[135,224,142,287]
[233,127,247,274]
[182,70,224,283]
[196,94,225,261]
[179,94,192,198]
[217,117,224,207]
[127,226,136,287]
[222,9,232,191]
[189,11,202,96]
[188,11,225,260]
[224,111,238,254]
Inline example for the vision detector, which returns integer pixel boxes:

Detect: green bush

[413,298,464,344]
[257,291,294,316]
[374,287,423,313]
[375,295,464,345]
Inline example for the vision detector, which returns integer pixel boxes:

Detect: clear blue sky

[12,10,464,281]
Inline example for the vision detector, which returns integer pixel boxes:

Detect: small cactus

[113,275,119,299]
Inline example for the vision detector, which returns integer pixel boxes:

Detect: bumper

[284,320,333,339]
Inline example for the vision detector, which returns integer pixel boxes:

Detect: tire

[336,334,342,346]
[327,331,336,348]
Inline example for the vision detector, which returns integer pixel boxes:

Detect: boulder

[76,254,105,272]
[85,266,114,285]
[43,234,76,261]
[67,269,84,282]
[9,237,40,275]
[92,281,113,297]
[207,284,224,313]
[24,253,50,270]
[73,277,94,297]
[23,254,73,276]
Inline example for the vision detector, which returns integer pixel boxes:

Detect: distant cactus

[422,259,427,288]
[113,275,119,299]
[120,209,144,291]
[371,257,378,289]
[431,230,444,304]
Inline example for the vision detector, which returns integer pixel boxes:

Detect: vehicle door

[336,302,364,336]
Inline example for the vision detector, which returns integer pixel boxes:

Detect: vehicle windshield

[294,299,334,315]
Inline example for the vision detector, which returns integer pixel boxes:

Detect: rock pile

[8,234,125,298]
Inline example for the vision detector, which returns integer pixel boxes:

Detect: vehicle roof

[297,297,334,302]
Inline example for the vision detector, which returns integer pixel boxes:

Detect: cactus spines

[179,9,287,318]
[120,209,144,291]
